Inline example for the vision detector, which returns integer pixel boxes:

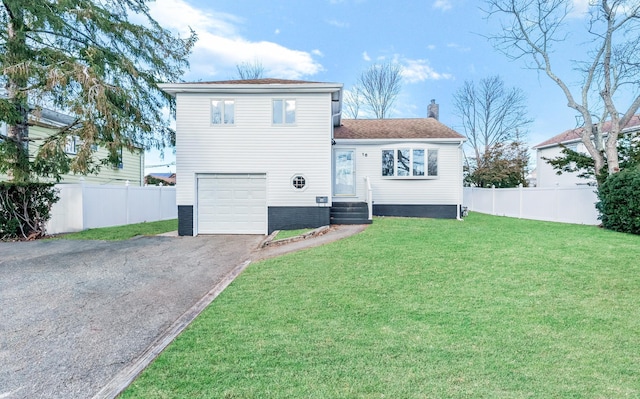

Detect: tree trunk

[4,5,31,182]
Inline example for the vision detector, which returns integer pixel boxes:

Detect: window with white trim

[273,99,295,124]
[211,100,235,125]
[382,148,438,177]
[65,135,80,154]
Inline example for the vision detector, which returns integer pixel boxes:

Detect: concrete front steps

[330,202,372,225]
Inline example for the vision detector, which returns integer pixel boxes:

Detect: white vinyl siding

[536,143,594,187]
[333,142,462,205]
[175,92,332,208]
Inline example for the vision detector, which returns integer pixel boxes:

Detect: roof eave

[159,82,344,96]
[334,137,466,144]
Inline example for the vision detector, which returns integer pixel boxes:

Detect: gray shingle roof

[334,118,465,140]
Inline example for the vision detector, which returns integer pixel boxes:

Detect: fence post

[519,183,523,219]
[125,180,130,224]
[80,179,87,231]
[554,183,559,223]
[491,185,496,215]
[159,186,163,220]
[470,187,474,211]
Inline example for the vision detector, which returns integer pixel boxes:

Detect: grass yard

[121,213,640,398]
[274,227,316,240]
[58,219,177,240]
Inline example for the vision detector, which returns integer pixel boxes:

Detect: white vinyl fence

[47,183,177,234]
[463,185,600,225]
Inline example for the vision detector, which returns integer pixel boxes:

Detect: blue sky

[144,0,602,174]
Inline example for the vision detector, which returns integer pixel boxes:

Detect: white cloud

[447,42,471,52]
[433,0,453,11]
[569,0,591,17]
[274,28,280,35]
[401,59,453,83]
[362,51,371,61]
[327,19,349,28]
[147,0,323,79]
[312,49,324,57]
[427,44,436,50]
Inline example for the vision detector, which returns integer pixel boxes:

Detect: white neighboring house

[159,78,466,236]
[0,107,144,185]
[534,115,640,187]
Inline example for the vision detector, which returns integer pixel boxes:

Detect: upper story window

[65,135,80,154]
[382,148,438,178]
[211,100,235,125]
[273,99,296,124]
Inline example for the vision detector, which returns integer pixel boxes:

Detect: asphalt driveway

[0,235,263,399]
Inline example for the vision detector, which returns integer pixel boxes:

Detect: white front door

[197,174,267,234]
[333,149,356,196]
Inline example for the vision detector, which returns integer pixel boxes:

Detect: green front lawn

[274,227,315,240]
[121,213,640,398]
[58,219,177,240]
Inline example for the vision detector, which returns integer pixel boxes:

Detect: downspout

[457,140,464,221]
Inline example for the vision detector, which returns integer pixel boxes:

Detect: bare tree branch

[358,63,403,119]
[235,60,265,80]
[453,75,532,187]
[484,0,640,180]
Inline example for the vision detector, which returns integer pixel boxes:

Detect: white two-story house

[160,79,466,235]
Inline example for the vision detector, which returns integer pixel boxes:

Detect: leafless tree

[343,85,363,119]
[358,63,403,119]
[454,76,532,187]
[236,60,265,80]
[484,0,640,181]
[454,75,532,164]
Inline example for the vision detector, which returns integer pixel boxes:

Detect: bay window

[382,148,438,178]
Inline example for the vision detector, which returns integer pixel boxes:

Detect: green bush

[596,166,640,234]
[0,182,59,240]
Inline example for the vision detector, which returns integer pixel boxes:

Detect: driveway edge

[92,259,252,399]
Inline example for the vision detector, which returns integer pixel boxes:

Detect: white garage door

[197,174,267,234]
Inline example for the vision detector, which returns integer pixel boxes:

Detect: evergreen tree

[0,0,196,182]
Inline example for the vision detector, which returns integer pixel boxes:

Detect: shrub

[596,166,640,234]
[0,182,59,241]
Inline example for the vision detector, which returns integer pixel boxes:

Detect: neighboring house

[534,115,640,187]
[145,173,176,185]
[159,78,466,236]
[0,108,144,185]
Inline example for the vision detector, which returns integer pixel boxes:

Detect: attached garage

[196,174,267,234]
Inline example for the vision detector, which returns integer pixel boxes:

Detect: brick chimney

[427,99,439,120]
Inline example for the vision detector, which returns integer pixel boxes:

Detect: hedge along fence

[596,166,640,235]
[0,182,59,241]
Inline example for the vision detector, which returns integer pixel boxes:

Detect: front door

[333,149,356,196]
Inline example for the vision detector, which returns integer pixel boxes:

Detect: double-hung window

[382,148,438,178]
[273,99,296,124]
[211,100,235,125]
[65,135,80,155]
